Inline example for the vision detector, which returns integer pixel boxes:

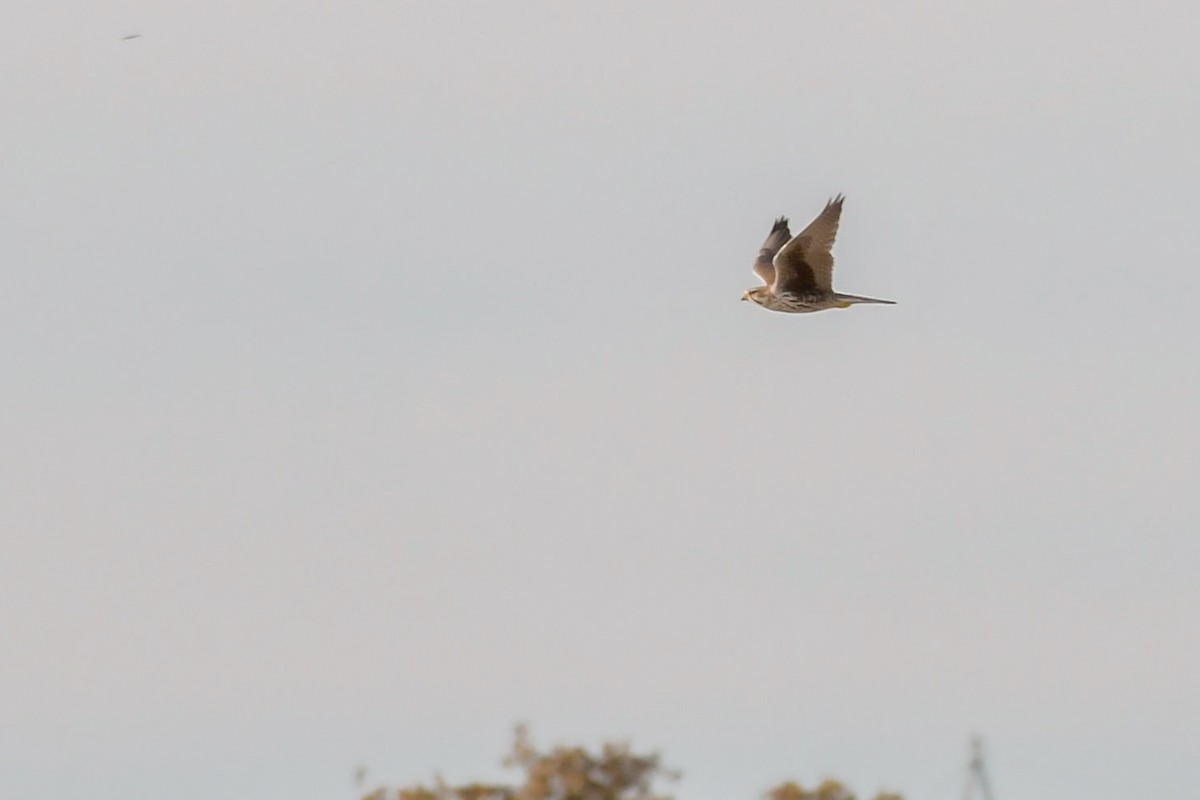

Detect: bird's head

[741,287,769,305]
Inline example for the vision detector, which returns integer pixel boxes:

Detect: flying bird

[741,195,894,313]
[120,33,141,41]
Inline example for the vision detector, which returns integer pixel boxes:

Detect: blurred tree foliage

[765,780,901,800]
[360,726,900,800]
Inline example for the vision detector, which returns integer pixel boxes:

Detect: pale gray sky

[2,2,1198,799]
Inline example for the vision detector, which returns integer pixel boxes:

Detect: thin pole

[962,736,995,800]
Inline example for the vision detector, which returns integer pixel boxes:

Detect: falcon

[741,195,894,313]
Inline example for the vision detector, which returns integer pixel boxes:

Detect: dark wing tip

[771,216,789,231]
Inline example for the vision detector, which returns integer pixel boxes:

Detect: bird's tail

[833,292,896,307]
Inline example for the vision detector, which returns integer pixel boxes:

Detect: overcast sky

[2,2,1198,800]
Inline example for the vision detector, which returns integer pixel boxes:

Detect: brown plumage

[741,195,894,314]
[752,216,792,286]
[774,194,843,293]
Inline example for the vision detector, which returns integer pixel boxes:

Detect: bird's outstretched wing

[772,194,844,293]
[752,216,791,286]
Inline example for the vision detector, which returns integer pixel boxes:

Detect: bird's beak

[740,293,747,301]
